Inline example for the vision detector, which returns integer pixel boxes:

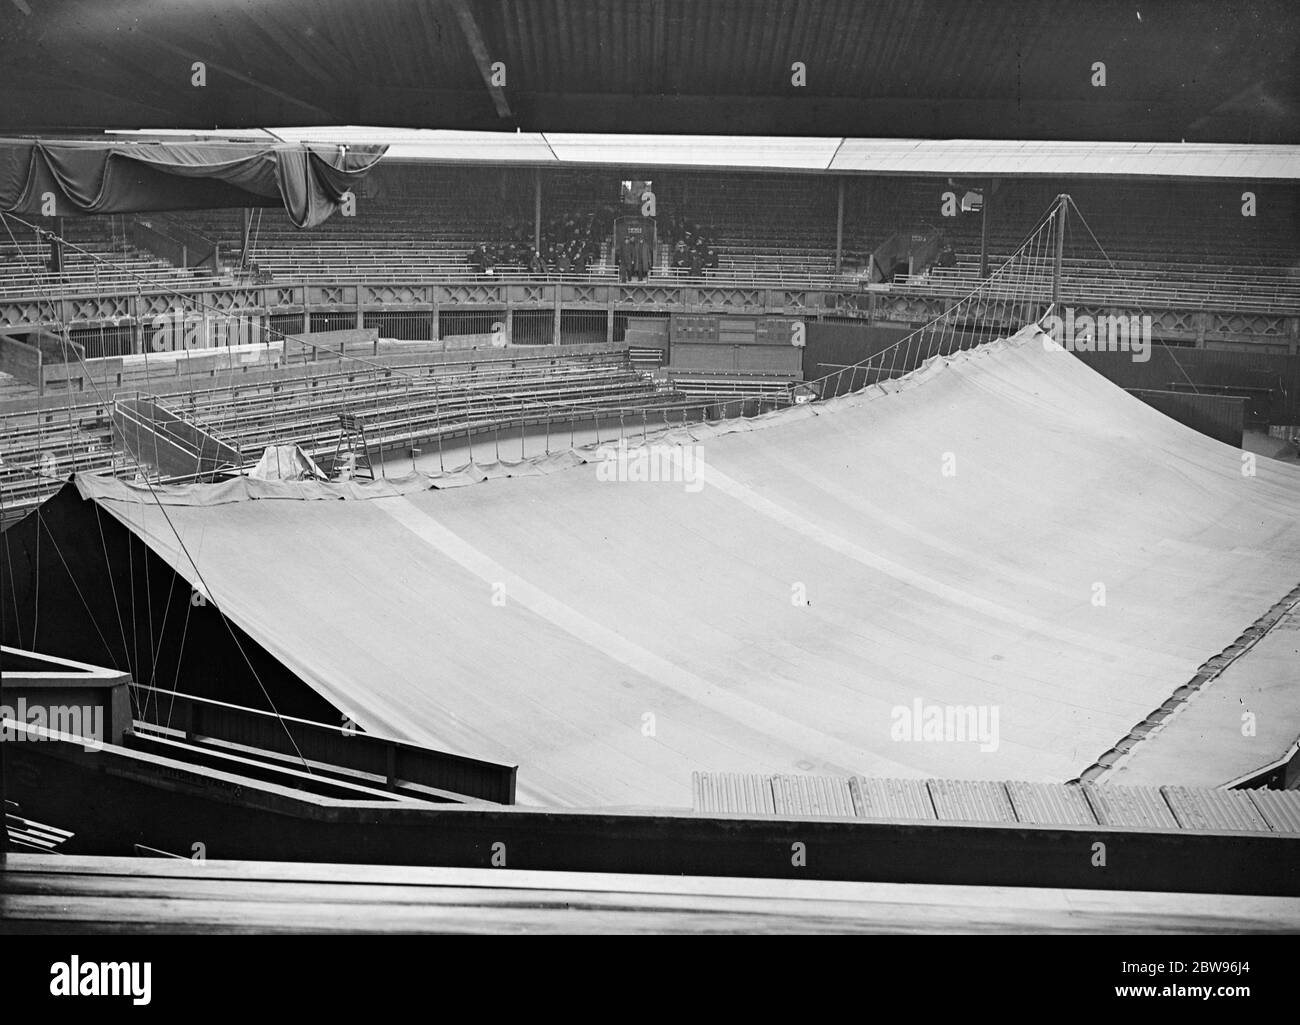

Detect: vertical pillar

[132,289,144,355]
[1052,195,1067,311]
[979,183,990,279]
[534,169,543,254]
[553,283,562,347]
[240,208,253,271]
[835,178,845,274]
[51,217,64,273]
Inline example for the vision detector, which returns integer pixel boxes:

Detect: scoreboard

[669,315,804,376]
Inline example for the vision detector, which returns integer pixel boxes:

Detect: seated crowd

[662,214,720,276]
[466,208,723,278]
[467,207,615,275]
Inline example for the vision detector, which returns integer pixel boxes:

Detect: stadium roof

[3,0,1297,143]
[113,129,1300,181]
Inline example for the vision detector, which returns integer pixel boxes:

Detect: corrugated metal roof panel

[731,772,776,816]
[851,777,936,821]
[927,779,1016,823]
[1006,781,1098,826]
[692,771,774,815]
[695,774,1300,834]
[1246,789,1300,835]
[1162,786,1272,832]
[1083,784,1179,829]
[770,775,856,818]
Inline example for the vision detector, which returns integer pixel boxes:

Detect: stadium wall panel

[1078,349,1300,425]
[1127,389,1246,447]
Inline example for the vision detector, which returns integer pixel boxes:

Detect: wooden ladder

[333,413,375,480]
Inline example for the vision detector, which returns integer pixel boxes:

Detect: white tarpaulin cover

[77,328,1300,807]
[247,444,326,482]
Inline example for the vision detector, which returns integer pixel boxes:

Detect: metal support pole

[239,208,252,272]
[835,178,845,275]
[132,287,144,355]
[534,169,543,253]
[1052,194,1067,311]
[979,184,989,279]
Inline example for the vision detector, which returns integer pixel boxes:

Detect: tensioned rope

[1063,195,1200,395]
[0,211,316,771]
[0,195,1074,511]
[0,196,1079,769]
[2,208,576,481]
[12,194,1067,491]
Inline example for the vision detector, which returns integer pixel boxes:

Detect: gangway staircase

[113,395,244,479]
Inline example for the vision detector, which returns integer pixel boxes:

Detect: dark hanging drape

[0,140,387,228]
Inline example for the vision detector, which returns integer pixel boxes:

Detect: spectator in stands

[672,239,690,273]
[688,243,705,277]
[663,216,719,279]
[465,202,613,277]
